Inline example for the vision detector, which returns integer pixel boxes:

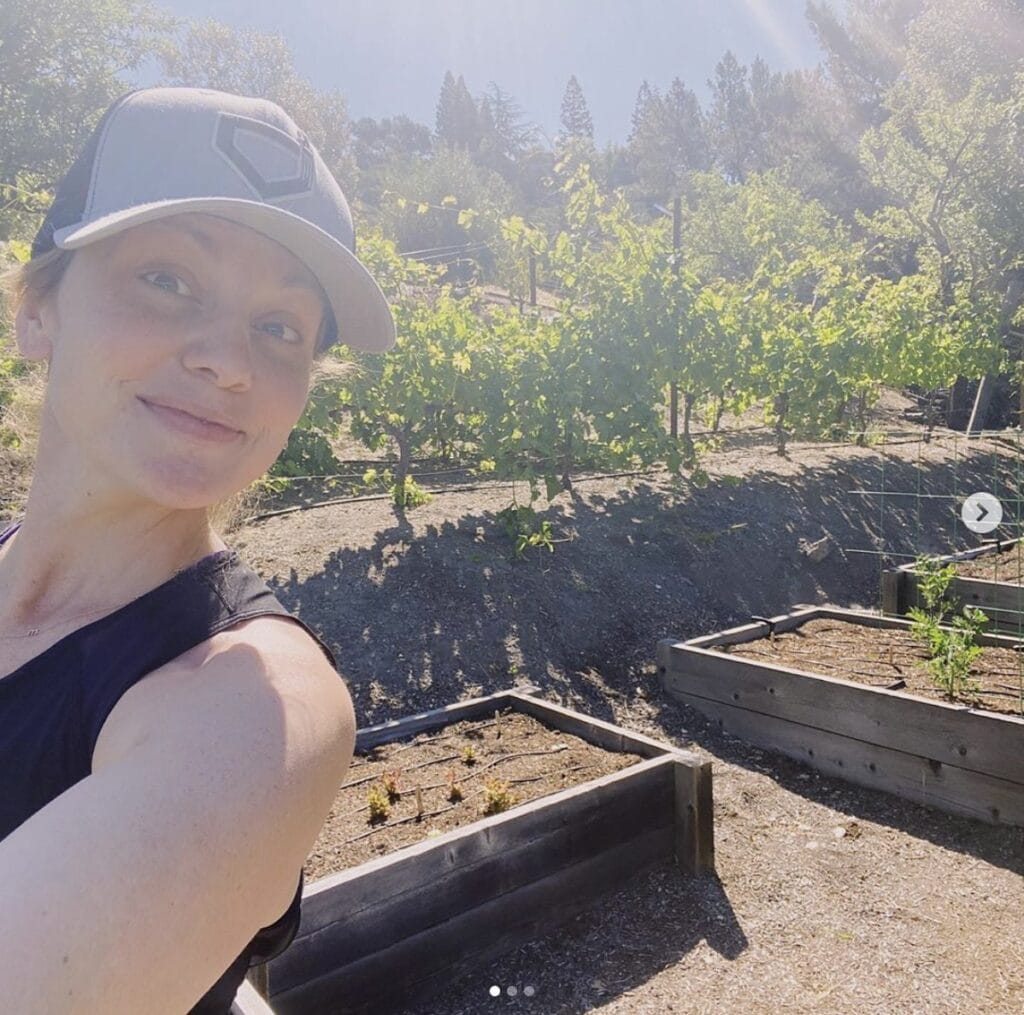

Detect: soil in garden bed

[948,541,1024,584]
[717,618,1024,717]
[303,707,647,882]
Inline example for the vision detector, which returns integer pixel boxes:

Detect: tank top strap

[77,549,337,765]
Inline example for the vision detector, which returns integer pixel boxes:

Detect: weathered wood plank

[508,691,703,764]
[659,639,1024,784]
[231,979,276,1015]
[283,755,674,950]
[885,538,1024,634]
[673,758,715,874]
[355,687,539,751]
[665,607,820,652]
[664,680,1024,825]
[271,825,673,1015]
[880,568,901,616]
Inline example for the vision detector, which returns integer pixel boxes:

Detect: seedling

[381,768,402,801]
[496,504,555,560]
[367,784,390,824]
[461,744,477,765]
[445,767,464,802]
[481,777,518,816]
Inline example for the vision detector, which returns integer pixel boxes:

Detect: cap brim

[52,197,397,353]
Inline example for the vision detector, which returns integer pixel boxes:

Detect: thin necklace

[0,601,124,640]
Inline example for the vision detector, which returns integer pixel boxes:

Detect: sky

[146,1,828,148]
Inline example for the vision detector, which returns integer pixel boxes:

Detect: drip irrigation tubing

[244,425,1002,523]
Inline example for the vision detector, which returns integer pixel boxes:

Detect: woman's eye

[141,270,192,297]
[257,321,303,345]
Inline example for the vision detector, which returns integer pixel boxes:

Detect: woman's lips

[139,398,243,443]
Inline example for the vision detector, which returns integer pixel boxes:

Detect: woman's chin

[126,460,255,512]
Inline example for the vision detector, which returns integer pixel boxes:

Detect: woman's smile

[138,396,245,444]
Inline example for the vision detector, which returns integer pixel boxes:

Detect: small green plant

[355,468,432,509]
[906,553,988,701]
[367,784,390,824]
[461,744,477,765]
[391,474,431,509]
[923,608,987,700]
[481,777,518,815]
[496,504,554,559]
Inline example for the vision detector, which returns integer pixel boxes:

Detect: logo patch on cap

[214,112,315,202]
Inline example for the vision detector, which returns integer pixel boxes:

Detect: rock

[799,534,833,563]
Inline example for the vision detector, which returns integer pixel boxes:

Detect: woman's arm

[0,619,355,1013]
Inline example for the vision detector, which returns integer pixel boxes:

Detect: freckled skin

[27,213,324,512]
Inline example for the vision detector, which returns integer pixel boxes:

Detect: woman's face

[17,213,325,510]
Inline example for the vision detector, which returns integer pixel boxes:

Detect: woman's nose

[179,312,254,391]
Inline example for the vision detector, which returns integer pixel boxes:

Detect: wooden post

[673,758,714,874]
[669,197,682,440]
[880,568,901,616]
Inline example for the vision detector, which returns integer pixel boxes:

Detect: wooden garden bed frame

[881,537,1024,635]
[259,687,714,1015]
[658,607,1024,828]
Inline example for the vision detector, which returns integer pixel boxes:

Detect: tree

[626,77,709,204]
[627,81,657,145]
[557,75,594,145]
[435,72,480,152]
[353,115,432,171]
[806,0,923,128]
[0,0,171,235]
[859,0,1024,426]
[706,51,757,182]
[159,20,357,190]
[480,82,540,161]
[378,145,515,278]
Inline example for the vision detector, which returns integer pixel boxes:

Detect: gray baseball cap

[31,86,396,354]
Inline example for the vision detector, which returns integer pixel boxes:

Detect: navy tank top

[0,520,337,1012]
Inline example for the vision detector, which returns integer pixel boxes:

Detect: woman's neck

[0,495,225,639]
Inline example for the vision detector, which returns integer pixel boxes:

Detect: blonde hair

[1,250,358,534]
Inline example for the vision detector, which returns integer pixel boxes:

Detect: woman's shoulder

[92,611,352,777]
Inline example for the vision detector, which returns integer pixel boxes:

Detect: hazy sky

[147,1,826,147]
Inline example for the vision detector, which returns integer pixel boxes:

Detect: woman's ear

[14,287,56,363]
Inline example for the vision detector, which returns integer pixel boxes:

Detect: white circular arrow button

[961,492,1003,534]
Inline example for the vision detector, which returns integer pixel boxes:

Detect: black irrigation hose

[245,424,986,524]
[243,467,669,524]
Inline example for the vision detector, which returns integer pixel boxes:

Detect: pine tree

[435,71,480,151]
[435,70,461,146]
[558,75,594,143]
[707,51,756,183]
[628,80,656,145]
[483,81,539,160]
[663,77,709,175]
[626,76,708,201]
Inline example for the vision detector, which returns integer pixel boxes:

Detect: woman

[0,87,395,1012]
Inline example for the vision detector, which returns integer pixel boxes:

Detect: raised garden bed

[881,537,1024,635]
[657,607,1024,828]
[266,688,714,1015]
